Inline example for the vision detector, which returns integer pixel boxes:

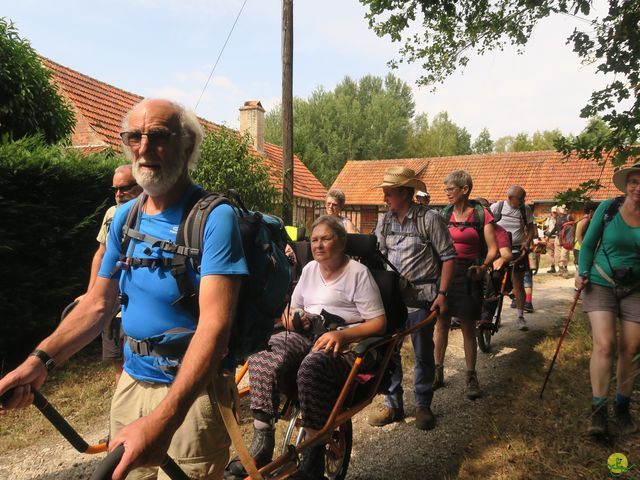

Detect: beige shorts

[582,283,640,324]
[110,371,232,479]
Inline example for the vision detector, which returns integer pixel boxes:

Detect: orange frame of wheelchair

[236,309,439,480]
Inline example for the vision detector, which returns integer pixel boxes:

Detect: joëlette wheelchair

[5,234,436,480]
[231,233,438,480]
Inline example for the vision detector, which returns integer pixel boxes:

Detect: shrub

[0,136,122,366]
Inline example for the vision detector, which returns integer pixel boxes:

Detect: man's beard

[132,154,186,197]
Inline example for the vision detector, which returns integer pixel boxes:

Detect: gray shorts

[582,283,640,323]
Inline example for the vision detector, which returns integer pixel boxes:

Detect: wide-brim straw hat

[612,162,640,192]
[377,166,426,192]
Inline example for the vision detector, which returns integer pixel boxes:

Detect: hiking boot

[433,364,444,390]
[227,427,275,477]
[588,404,608,438]
[562,270,573,279]
[614,402,638,435]
[510,298,516,309]
[547,266,556,274]
[524,302,534,313]
[415,406,436,430]
[466,370,482,400]
[516,316,528,331]
[289,444,326,480]
[367,405,404,427]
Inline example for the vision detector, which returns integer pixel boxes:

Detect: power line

[194,0,249,112]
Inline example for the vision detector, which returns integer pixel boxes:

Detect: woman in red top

[434,170,498,399]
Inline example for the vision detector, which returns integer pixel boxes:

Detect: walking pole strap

[213,372,264,480]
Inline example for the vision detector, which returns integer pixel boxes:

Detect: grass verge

[449,311,640,479]
[0,345,113,454]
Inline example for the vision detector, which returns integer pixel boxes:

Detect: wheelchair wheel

[477,325,492,353]
[325,419,352,480]
[282,410,352,480]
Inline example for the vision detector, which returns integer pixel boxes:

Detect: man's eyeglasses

[120,130,176,147]
[111,182,138,193]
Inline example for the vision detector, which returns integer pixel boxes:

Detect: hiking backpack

[119,187,292,365]
[440,200,488,259]
[492,200,530,229]
[560,220,576,250]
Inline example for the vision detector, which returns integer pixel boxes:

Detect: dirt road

[0,272,578,480]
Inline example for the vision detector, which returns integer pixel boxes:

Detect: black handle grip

[90,445,189,480]
[90,444,124,480]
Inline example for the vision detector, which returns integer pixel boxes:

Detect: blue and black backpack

[118,187,292,366]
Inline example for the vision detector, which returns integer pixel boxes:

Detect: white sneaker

[516,316,528,331]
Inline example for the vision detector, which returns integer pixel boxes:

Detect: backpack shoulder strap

[440,204,453,222]
[414,206,431,245]
[492,200,505,223]
[603,196,625,229]
[171,188,228,318]
[120,193,148,258]
[380,211,394,238]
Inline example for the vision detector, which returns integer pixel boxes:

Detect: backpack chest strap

[122,226,200,258]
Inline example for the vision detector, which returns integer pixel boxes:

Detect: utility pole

[281,0,293,225]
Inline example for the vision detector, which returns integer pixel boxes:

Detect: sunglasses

[111,182,138,193]
[120,130,176,147]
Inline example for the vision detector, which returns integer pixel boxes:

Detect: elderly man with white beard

[0,99,248,480]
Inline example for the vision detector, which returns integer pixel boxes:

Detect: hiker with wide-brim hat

[367,166,457,431]
[576,161,640,438]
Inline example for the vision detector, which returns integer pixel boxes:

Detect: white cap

[416,190,430,197]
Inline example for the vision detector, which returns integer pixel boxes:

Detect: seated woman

[227,215,386,480]
[434,171,498,399]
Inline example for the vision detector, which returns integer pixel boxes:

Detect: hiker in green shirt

[576,162,640,439]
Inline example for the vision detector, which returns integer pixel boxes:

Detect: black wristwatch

[30,349,56,372]
[437,290,448,297]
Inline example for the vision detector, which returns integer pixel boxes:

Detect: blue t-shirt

[98,185,248,383]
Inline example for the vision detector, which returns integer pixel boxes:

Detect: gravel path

[0,272,577,480]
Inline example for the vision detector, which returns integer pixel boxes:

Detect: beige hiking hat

[612,162,640,193]
[377,166,426,192]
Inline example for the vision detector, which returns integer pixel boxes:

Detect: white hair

[121,99,204,171]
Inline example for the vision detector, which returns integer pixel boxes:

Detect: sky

[1,0,610,140]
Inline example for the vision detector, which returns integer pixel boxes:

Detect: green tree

[193,127,278,213]
[265,73,415,186]
[531,129,562,150]
[406,111,471,157]
[511,132,534,152]
[0,18,75,143]
[360,0,640,166]
[472,127,493,154]
[494,129,563,152]
[493,135,514,153]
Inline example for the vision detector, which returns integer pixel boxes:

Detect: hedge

[0,136,123,367]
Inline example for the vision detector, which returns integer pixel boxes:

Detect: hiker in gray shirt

[490,186,534,331]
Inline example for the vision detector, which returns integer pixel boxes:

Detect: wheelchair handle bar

[1,388,92,453]
[90,445,188,480]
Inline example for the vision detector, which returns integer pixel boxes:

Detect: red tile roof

[332,151,633,206]
[43,57,326,202]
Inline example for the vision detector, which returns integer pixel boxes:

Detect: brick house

[331,152,632,233]
[43,58,327,232]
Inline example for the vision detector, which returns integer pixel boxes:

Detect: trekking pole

[539,287,583,399]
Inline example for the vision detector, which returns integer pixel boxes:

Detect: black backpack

[118,187,292,365]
